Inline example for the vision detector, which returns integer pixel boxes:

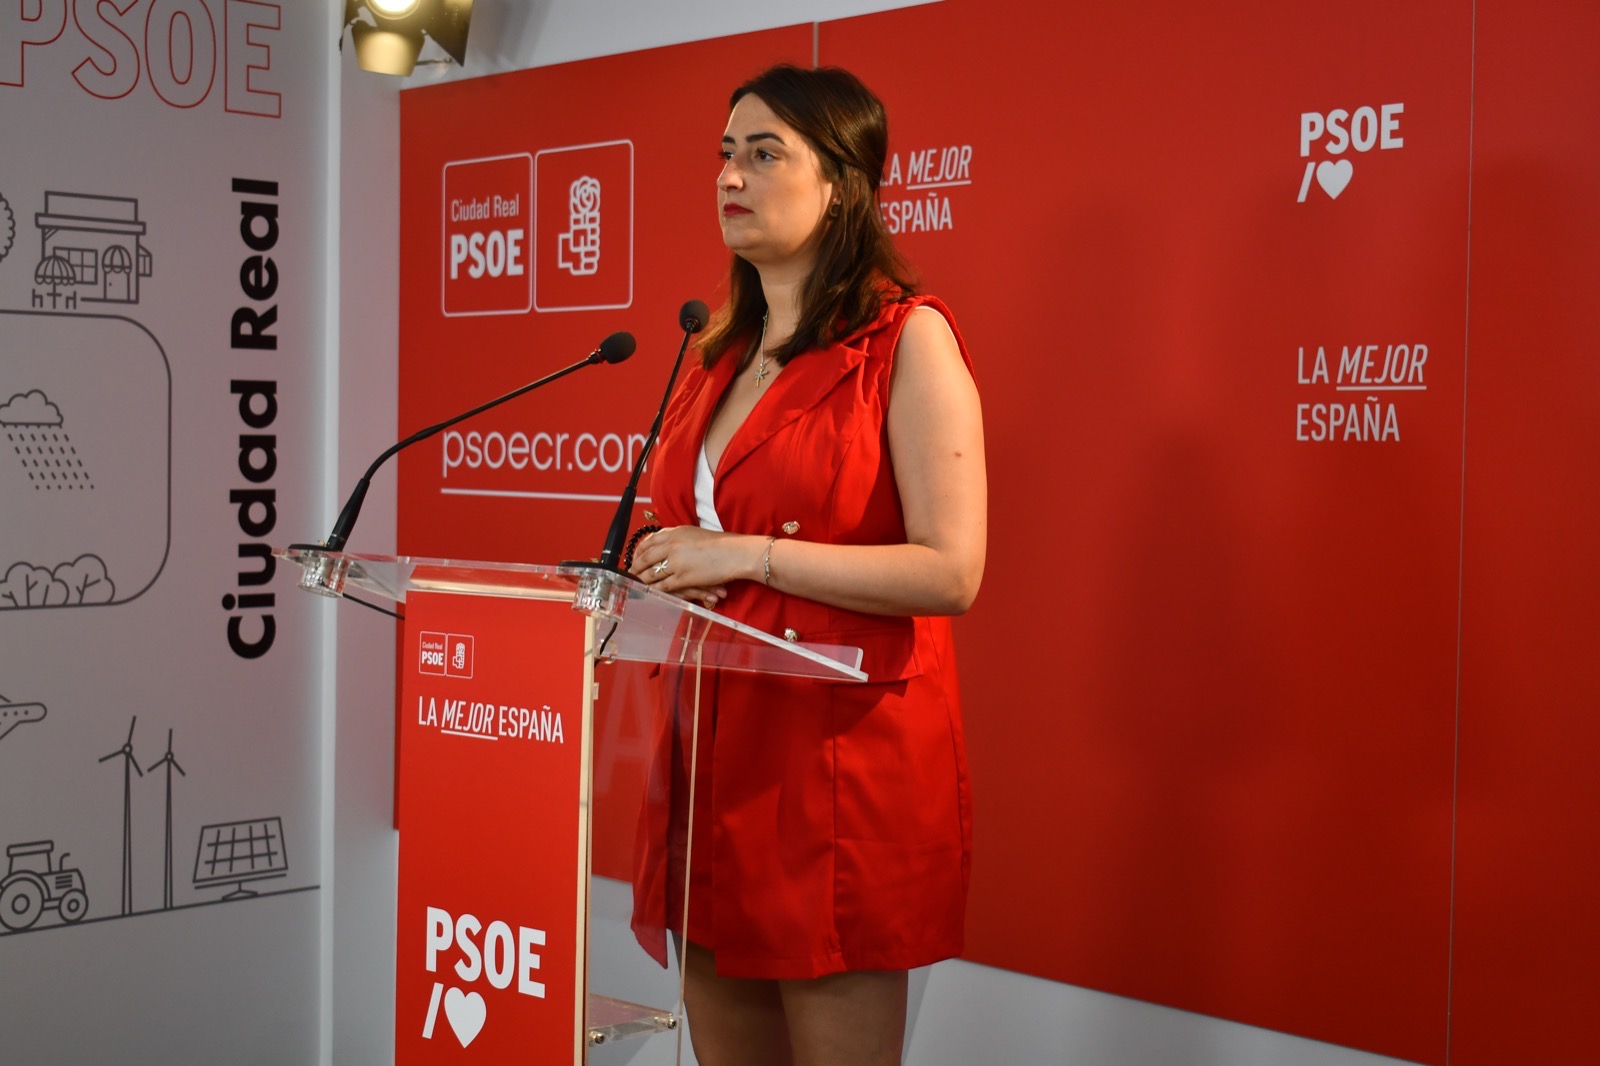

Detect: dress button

[783,628,800,642]
[782,521,800,535]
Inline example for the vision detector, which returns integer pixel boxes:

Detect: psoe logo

[447,634,474,678]
[1297,103,1404,202]
[442,153,532,317]
[419,631,474,678]
[534,140,633,312]
[421,906,548,1049]
[557,176,602,276]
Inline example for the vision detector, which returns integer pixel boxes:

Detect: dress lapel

[715,334,872,479]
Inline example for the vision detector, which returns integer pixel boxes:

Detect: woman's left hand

[628,525,757,606]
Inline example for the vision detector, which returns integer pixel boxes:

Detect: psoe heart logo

[418,631,474,678]
[1297,103,1404,202]
[534,140,633,312]
[421,906,549,1049]
[442,153,533,316]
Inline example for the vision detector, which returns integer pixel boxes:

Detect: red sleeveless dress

[631,295,975,979]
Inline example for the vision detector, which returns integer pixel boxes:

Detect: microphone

[591,299,708,570]
[303,331,636,553]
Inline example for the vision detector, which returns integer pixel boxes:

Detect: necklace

[753,314,771,386]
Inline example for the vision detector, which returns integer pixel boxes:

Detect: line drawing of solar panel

[192,817,288,901]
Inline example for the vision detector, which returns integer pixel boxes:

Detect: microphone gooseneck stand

[291,330,637,556]
[588,299,709,572]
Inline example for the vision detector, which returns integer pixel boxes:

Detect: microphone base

[557,560,629,621]
[290,548,351,598]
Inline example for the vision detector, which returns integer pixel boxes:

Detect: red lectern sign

[395,590,589,1063]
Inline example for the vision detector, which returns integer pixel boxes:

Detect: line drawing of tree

[0,191,15,263]
[55,555,116,603]
[0,557,115,608]
[0,563,69,608]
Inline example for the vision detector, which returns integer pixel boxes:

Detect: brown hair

[698,65,917,368]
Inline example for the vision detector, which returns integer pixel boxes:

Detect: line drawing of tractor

[1,840,89,931]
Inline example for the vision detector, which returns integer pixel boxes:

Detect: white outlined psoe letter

[226,0,282,118]
[0,0,68,86]
[147,0,218,110]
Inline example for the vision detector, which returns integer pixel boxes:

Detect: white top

[695,442,724,531]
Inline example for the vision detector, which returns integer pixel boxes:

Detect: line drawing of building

[31,192,154,310]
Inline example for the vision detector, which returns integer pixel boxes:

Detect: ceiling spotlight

[341,0,472,77]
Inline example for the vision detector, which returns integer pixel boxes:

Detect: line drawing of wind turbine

[98,715,142,916]
[148,728,185,910]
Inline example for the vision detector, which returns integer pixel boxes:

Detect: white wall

[324,9,403,1063]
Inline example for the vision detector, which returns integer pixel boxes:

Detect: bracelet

[761,536,777,587]
[622,524,662,570]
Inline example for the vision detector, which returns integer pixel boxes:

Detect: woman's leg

[779,968,908,1066]
[681,940,793,1066]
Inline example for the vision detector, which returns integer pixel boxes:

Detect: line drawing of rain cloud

[1,389,95,492]
[1,389,64,426]
[0,311,169,608]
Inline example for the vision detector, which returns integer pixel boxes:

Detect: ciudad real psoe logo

[442,153,532,316]
[419,631,474,678]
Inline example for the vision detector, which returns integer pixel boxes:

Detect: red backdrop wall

[394,3,1600,1062]
[1450,1,1600,1063]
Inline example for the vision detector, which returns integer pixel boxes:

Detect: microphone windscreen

[599,331,637,364]
[679,299,710,334]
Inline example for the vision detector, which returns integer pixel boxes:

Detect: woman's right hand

[627,525,745,608]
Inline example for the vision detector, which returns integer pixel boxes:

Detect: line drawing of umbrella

[32,253,77,310]
[33,254,75,287]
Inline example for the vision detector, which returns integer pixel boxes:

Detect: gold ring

[653,559,670,575]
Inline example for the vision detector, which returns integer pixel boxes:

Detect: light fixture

[341,0,472,77]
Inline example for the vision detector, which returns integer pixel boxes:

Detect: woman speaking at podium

[629,64,986,1066]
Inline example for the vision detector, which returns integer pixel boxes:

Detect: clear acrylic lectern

[282,548,863,1064]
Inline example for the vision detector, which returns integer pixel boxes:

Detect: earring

[828,201,841,218]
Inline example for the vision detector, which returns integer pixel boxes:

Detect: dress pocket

[812,619,922,685]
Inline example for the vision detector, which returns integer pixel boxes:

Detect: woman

[628,64,986,1066]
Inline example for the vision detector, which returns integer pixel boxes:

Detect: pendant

[754,355,769,386]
